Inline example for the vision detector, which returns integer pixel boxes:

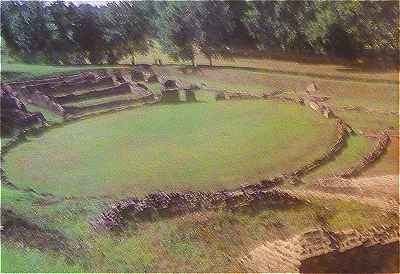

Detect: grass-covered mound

[4,98,335,198]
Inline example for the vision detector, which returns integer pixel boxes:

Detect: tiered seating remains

[0,89,46,135]
[159,79,200,103]
[4,68,158,119]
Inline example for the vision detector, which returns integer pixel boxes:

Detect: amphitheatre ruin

[1,62,399,272]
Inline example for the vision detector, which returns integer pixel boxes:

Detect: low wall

[50,76,115,95]
[216,91,262,100]
[19,86,65,116]
[338,130,391,178]
[287,119,352,180]
[62,95,154,115]
[91,187,304,231]
[54,82,137,104]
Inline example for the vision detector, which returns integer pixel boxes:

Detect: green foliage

[1,1,397,64]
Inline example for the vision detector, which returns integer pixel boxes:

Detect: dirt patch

[295,175,399,213]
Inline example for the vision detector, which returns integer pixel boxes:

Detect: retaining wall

[62,95,155,115]
[286,119,352,181]
[241,224,399,272]
[338,130,391,178]
[54,82,148,104]
[91,186,304,231]
[19,86,65,116]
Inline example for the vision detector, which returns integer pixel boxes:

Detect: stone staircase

[4,68,158,120]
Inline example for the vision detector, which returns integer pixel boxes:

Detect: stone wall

[51,75,115,95]
[286,119,352,181]
[53,82,152,104]
[300,225,399,260]
[62,96,154,115]
[216,91,262,100]
[241,224,399,272]
[0,89,47,135]
[91,187,304,231]
[338,130,391,178]
[18,86,65,116]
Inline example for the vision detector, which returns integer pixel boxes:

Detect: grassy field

[1,62,128,82]
[131,52,399,83]
[4,98,335,198]
[304,135,374,181]
[153,66,399,113]
[2,184,396,272]
[1,58,398,272]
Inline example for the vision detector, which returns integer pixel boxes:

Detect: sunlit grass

[4,99,335,198]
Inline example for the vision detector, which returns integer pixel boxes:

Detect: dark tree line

[1,1,398,65]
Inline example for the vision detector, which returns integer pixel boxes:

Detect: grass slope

[1,62,128,82]
[2,185,395,272]
[4,99,335,198]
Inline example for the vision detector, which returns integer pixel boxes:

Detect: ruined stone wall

[216,91,262,100]
[91,187,304,231]
[91,94,357,231]
[287,119,352,181]
[62,95,154,115]
[241,224,399,272]
[338,130,391,178]
[300,225,399,260]
[0,89,47,135]
[18,86,65,116]
[53,82,150,104]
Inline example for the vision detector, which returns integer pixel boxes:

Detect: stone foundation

[241,224,399,272]
[339,130,391,178]
[91,187,305,231]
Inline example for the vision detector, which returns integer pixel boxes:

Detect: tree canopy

[1,0,398,65]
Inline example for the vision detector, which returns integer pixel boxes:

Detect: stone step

[63,96,155,116]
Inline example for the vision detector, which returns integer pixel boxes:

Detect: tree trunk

[191,55,197,67]
[208,56,213,67]
[131,53,136,65]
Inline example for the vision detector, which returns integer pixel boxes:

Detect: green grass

[25,104,63,123]
[153,66,398,113]
[1,62,128,82]
[4,99,335,198]
[1,243,85,273]
[304,135,374,182]
[62,94,143,108]
[1,60,397,272]
[3,196,391,273]
[129,50,398,83]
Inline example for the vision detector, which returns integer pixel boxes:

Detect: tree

[104,1,155,64]
[71,4,107,64]
[47,1,80,64]
[196,1,235,67]
[154,2,202,67]
[1,1,54,63]
[243,1,314,53]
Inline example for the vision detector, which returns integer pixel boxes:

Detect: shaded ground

[295,175,399,213]
[300,242,399,273]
